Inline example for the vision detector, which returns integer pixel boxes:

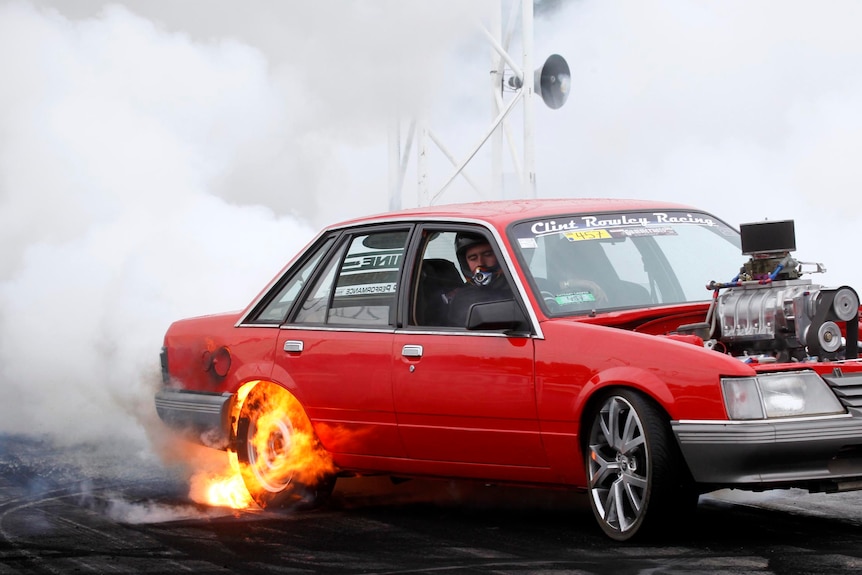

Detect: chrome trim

[672,414,862,486]
[277,325,535,338]
[676,413,853,425]
[401,344,423,358]
[396,327,529,338]
[155,389,234,449]
[674,420,862,444]
[279,325,397,334]
[283,340,303,353]
[236,216,545,339]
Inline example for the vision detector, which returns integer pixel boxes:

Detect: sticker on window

[524,212,718,240]
[555,291,597,304]
[609,226,677,238]
[563,229,612,242]
[341,251,403,274]
[335,282,397,297]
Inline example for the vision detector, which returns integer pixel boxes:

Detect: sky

[1,0,862,456]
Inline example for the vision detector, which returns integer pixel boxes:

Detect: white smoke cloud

[0,2,315,447]
[0,0,487,454]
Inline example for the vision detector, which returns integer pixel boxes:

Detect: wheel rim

[587,395,649,535]
[246,407,295,493]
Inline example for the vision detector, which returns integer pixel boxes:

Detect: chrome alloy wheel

[246,412,294,493]
[587,394,651,539]
[236,382,337,509]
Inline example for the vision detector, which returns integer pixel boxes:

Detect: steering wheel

[540,290,560,311]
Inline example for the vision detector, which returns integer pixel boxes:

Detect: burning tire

[584,389,696,541]
[235,382,336,509]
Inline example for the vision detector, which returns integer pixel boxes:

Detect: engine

[705,220,860,362]
[715,280,859,362]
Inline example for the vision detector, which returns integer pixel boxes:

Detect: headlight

[721,371,845,420]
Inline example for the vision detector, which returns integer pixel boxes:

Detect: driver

[446,232,512,326]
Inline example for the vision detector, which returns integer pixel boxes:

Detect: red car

[156,199,862,541]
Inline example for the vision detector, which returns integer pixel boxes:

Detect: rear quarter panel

[163,312,278,393]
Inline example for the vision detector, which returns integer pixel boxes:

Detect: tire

[584,389,696,541]
[235,382,336,509]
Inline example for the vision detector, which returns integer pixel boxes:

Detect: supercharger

[715,280,860,362]
[703,219,861,362]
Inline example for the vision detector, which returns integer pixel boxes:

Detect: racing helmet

[454,232,494,277]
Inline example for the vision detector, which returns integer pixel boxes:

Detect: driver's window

[411,231,464,327]
[410,228,513,329]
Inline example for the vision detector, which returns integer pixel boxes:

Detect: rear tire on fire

[584,389,697,541]
[236,382,336,509]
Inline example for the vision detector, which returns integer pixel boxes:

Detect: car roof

[326,198,699,231]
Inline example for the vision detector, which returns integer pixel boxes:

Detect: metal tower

[388,0,570,209]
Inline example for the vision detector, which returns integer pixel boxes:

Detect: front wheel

[585,389,695,541]
[235,382,336,509]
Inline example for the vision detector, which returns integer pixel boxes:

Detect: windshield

[509,210,744,315]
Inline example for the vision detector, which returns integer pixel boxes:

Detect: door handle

[283,340,304,353]
[401,344,423,358]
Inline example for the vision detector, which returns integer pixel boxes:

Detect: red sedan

[156,199,862,540]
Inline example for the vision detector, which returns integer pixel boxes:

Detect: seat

[547,237,652,308]
[414,259,464,326]
[613,280,652,306]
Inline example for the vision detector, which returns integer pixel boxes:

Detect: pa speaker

[534,54,570,109]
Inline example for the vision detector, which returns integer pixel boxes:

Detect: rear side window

[252,237,335,323]
[294,229,409,327]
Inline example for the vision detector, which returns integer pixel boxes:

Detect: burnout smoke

[0,2,316,452]
[0,1,485,504]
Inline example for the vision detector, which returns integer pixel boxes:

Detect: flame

[190,381,335,510]
[242,382,335,498]
[204,472,253,509]
[189,451,255,510]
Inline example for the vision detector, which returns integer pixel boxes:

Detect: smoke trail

[0,3,315,448]
[0,0,487,460]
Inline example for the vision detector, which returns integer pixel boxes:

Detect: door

[392,332,541,467]
[271,227,411,459]
[392,226,545,471]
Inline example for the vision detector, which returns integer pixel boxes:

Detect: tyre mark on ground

[0,481,198,573]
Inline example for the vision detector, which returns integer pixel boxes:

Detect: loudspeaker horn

[507,54,571,110]
[535,53,570,109]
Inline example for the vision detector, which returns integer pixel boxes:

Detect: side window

[294,229,409,327]
[411,231,464,326]
[254,237,335,323]
[410,227,517,330]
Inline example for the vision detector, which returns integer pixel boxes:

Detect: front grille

[823,370,862,410]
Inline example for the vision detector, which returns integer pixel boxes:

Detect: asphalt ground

[2,434,862,574]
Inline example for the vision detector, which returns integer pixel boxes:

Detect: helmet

[454,232,502,285]
[454,232,489,275]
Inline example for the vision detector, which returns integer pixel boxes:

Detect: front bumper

[672,414,862,491]
[154,388,235,449]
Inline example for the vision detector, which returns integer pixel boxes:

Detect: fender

[575,366,676,422]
